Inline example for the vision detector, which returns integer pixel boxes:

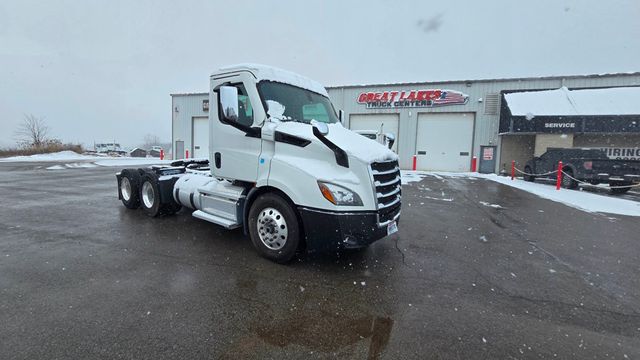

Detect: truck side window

[235,84,254,127]
[302,103,329,123]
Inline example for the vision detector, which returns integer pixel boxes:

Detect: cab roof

[213,63,329,97]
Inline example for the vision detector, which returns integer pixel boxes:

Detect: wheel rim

[121,177,132,201]
[257,207,288,250]
[141,181,155,208]
[562,172,572,187]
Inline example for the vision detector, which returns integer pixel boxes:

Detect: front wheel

[248,193,301,264]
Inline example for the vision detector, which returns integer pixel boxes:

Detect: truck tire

[119,169,141,209]
[561,168,578,189]
[140,173,161,217]
[523,166,535,182]
[610,182,632,195]
[139,173,182,217]
[248,193,301,264]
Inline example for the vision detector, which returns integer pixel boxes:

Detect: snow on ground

[476,173,640,217]
[0,150,103,162]
[0,151,170,168]
[400,170,429,184]
[400,170,640,217]
[479,201,504,209]
[93,159,170,167]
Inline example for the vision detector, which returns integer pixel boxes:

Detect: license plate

[387,221,398,235]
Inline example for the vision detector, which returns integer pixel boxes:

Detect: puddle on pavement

[255,314,393,359]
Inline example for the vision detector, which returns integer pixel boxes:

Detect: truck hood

[273,122,398,164]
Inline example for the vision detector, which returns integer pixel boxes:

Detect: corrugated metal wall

[171,93,208,159]
[170,74,640,169]
[327,74,640,171]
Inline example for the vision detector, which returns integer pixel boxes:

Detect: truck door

[210,73,264,182]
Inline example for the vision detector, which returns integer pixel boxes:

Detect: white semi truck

[116,64,401,263]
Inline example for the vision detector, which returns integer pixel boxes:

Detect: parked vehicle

[95,142,127,155]
[116,64,401,263]
[354,129,396,150]
[524,148,640,194]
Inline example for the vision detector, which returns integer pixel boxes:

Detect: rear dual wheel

[139,173,182,217]
[119,169,141,209]
[523,166,535,182]
[610,182,632,195]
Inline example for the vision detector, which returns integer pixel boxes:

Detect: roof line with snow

[504,86,640,116]
[326,71,640,90]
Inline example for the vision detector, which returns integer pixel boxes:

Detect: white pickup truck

[116,64,401,263]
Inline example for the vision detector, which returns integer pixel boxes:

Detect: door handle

[417,151,427,155]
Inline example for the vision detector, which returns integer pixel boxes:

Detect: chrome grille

[371,160,401,226]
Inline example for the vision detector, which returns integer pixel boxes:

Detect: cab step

[192,210,241,229]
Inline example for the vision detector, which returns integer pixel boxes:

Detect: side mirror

[311,120,329,135]
[338,109,345,124]
[385,132,396,150]
[219,86,239,122]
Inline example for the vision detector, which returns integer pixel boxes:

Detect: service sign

[357,89,469,109]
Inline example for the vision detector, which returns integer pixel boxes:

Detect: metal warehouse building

[172,72,640,172]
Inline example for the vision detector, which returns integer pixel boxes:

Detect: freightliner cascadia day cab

[116,64,401,263]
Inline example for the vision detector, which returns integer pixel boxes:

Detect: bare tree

[15,114,49,148]
[142,133,161,149]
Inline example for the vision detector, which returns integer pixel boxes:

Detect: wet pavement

[0,162,639,359]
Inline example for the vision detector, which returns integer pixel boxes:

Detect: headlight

[317,181,363,206]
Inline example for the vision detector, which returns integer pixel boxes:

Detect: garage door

[192,117,209,159]
[416,113,474,171]
[349,114,399,152]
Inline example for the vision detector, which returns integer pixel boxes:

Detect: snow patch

[1,151,98,162]
[402,170,640,216]
[1,151,169,167]
[65,162,98,168]
[94,159,170,167]
[473,173,640,217]
[400,171,429,184]
[479,201,504,209]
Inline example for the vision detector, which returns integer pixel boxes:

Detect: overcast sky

[1,0,638,149]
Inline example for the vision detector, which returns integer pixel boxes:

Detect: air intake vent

[484,93,500,115]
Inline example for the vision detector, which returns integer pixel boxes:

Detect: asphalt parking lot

[1,162,639,359]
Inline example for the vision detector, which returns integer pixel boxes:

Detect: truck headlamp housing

[317,181,363,206]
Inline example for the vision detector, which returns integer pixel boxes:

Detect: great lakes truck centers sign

[357,89,469,109]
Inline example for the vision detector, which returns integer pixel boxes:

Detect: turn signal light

[583,161,593,170]
[318,183,337,204]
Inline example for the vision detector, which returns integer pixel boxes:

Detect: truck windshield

[258,81,338,124]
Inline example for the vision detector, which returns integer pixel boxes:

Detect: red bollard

[556,160,563,190]
[160,149,164,160]
[511,160,515,180]
[185,149,189,159]
[471,156,477,172]
[412,155,417,171]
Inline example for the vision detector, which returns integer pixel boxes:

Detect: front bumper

[298,207,399,253]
